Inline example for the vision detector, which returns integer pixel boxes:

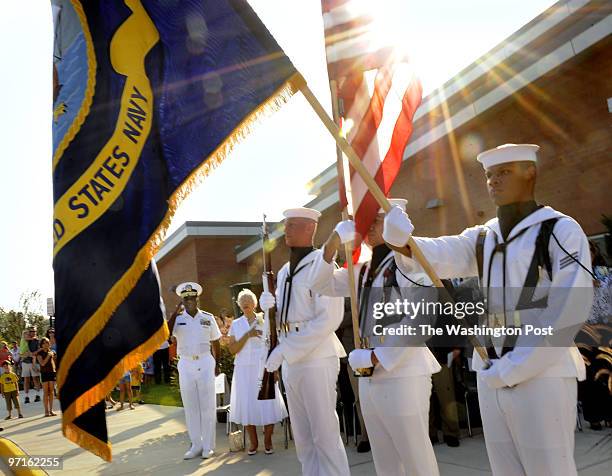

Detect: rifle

[258,215,277,400]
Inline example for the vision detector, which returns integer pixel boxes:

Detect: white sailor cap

[380,198,407,213]
[175,282,202,298]
[282,207,321,222]
[477,144,539,169]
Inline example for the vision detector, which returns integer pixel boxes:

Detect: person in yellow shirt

[1,362,23,419]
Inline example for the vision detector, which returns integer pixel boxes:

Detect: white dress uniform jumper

[173,309,221,456]
[394,205,593,476]
[274,248,350,476]
[310,245,441,476]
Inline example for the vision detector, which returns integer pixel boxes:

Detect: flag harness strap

[476,219,558,358]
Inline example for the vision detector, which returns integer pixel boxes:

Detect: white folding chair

[215,373,231,434]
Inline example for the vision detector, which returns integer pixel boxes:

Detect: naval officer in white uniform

[259,207,350,476]
[383,144,594,476]
[168,282,221,460]
[309,198,441,476]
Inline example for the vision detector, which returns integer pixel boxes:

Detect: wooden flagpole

[329,80,364,352]
[299,79,491,364]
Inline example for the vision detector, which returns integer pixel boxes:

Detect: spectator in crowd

[36,338,57,417]
[8,342,20,378]
[0,343,11,367]
[131,363,145,404]
[0,362,23,419]
[168,337,177,363]
[45,328,57,352]
[153,339,171,385]
[105,392,117,410]
[143,356,155,386]
[577,241,612,430]
[117,370,134,411]
[429,348,462,447]
[20,328,41,403]
[216,315,233,346]
[9,342,20,366]
[219,308,234,327]
[228,289,287,455]
[0,343,10,378]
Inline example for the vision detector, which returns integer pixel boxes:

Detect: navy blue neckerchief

[279,247,314,329]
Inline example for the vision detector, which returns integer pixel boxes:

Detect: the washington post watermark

[359,285,605,349]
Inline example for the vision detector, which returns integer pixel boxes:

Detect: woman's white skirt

[230,363,288,426]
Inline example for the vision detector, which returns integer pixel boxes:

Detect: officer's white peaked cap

[477,144,539,169]
[176,282,202,298]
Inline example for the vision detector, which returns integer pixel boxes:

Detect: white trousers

[178,355,216,452]
[282,357,350,476]
[477,375,578,476]
[360,375,440,476]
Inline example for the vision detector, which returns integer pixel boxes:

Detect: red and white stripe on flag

[321,0,422,256]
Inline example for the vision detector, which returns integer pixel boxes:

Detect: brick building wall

[389,36,612,238]
[157,236,253,316]
[156,240,198,312]
[194,237,251,314]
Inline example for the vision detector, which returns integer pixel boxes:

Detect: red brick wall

[389,36,612,237]
[194,237,251,315]
[158,236,254,317]
[157,240,198,313]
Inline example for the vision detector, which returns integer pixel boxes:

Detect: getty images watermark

[360,285,602,348]
[372,299,553,338]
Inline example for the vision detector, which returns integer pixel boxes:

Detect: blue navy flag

[52,0,299,460]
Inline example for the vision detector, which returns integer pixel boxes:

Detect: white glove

[383,206,414,247]
[259,291,276,312]
[334,220,356,244]
[348,349,373,369]
[265,347,284,372]
[480,365,508,389]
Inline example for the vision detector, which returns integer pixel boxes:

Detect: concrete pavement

[0,397,610,475]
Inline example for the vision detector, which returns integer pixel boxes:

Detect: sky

[0,0,557,311]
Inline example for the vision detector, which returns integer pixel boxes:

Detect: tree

[0,308,26,344]
[19,290,48,336]
[0,290,49,344]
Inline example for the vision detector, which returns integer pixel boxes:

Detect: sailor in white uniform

[259,207,350,476]
[309,198,441,476]
[383,144,594,476]
[168,282,221,460]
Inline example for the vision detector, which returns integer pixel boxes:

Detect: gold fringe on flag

[58,72,305,460]
[62,322,168,461]
[64,422,112,462]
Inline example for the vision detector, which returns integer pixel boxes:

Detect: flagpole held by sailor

[168,282,222,460]
[259,207,350,476]
[383,144,594,476]
[309,199,441,476]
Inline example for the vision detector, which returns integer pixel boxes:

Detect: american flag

[321,0,422,252]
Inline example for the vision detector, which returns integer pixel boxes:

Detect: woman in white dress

[228,289,288,455]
